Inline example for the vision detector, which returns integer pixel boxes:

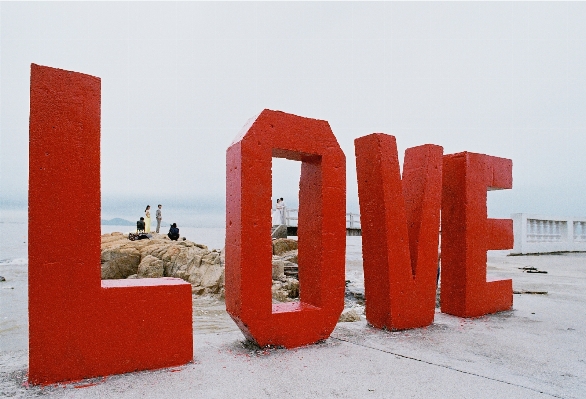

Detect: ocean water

[0,206,363,262]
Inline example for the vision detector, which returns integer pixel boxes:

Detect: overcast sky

[1,2,585,220]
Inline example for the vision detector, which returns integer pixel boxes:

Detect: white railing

[273,208,361,229]
[511,213,586,254]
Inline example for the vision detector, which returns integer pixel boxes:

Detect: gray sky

[1,2,585,220]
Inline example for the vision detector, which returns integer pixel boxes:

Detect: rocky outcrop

[101,243,141,279]
[272,238,298,256]
[137,255,164,278]
[101,233,300,301]
[101,233,224,296]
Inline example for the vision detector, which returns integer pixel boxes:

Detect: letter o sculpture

[226,109,346,348]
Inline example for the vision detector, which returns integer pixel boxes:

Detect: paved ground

[1,251,585,398]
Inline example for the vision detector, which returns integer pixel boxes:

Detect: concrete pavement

[1,251,584,398]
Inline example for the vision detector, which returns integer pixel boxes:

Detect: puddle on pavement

[192,296,238,334]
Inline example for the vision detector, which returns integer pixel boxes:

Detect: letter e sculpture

[441,152,514,317]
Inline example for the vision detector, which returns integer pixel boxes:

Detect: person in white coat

[279,197,286,225]
[272,198,283,226]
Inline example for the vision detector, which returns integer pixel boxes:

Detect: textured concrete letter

[441,152,513,317]
[355,134,443,330]
[226,109,346,348]
[28,64,193,385]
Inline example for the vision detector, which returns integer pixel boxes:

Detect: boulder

[137,255,164,278]
[282,252,298,264]
[101,246,141,279]
[272,238,298,256]
[271,277,299,301]
[339,309,361,322]
[271,224,288,239]
[271,258,285,280]
[199,251,224,294]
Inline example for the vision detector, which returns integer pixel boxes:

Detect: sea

[0,203,364,265]
[0,206,225,261]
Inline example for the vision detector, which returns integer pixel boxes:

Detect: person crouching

[168,223,180,241]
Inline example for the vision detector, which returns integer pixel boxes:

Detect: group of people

[139,204,162,233]
[272,197,286,226]
[137,204,180,241]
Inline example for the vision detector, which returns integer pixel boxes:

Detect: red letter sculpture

[226,109,346,348]
[441,152,514,317]
[355,134,443,330]
[28,64,193,385]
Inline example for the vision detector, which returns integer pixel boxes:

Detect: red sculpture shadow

[226,110,346,348]
[441,152,514,317]
[28,64,193,385]
[355,134,443,330]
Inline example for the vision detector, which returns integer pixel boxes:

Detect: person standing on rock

[144,205,151,233]
[155,204,162,233]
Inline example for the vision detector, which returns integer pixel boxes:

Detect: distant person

[168,223,180,241]
[279,197,286,225]
[156,204,162,233]
[272,198,282,226]
[137,217,145,233]
[144,205,151,233]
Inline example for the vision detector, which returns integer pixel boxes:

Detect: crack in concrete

[331,336,564,399]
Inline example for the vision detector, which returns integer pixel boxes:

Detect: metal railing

[273,208,361,229]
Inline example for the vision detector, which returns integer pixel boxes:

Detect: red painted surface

[355,134,443,330]
[441,152,514,317]
[28,64,193,385]
[226,109,346,348]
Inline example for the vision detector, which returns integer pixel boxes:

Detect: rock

[272,277,299,301]
[271,224,288,239]
[272,282,289,302]
[101,246,141,279]
[339,309,361,322]
[271,259,285,280]
[100,233,293,299]
[282,252,298,264]
[100,233,224,296]
[283,278,299,298]
[272,238,298,256]
[200,260,224,294]
[137,255,164,278]
[0,276,5,282]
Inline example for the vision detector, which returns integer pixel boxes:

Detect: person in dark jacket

[168,223,180,241]
[137,217,146,233]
